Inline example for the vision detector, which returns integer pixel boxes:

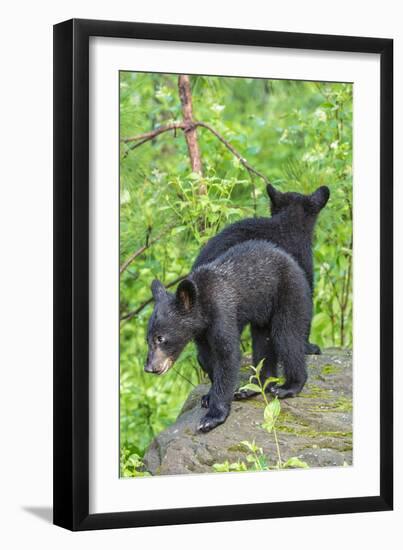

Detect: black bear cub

[145,240,311,433]
[193,184,330,355]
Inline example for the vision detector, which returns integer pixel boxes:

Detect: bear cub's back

[193,240,311,318]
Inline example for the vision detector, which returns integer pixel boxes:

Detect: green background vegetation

[119,73,352,476]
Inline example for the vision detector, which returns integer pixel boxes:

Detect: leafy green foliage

[282,457,309,469]
[119,73,352,475]
[120,449,151,478]
[212,460,248,472]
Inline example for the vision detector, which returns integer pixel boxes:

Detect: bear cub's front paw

[197,414,225,433]
[197,404,229,433]
[233,387,258,400]
[269,384,298,399]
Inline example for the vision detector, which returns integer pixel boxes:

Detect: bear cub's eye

[156,335,165,345]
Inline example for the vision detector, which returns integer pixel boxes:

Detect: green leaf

[239,383,261,394]
[263,398,281,432]
[282,457,309,469]
[229,462,247,471]
[254,358,265,378]
[213,462,230,472]
[257,454,268,470]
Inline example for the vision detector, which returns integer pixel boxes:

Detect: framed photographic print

[53,19,393,531]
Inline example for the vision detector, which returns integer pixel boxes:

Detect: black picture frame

[53,18,393,531]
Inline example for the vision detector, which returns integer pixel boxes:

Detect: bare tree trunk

[178,75,206,194]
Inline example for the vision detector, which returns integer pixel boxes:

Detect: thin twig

[195,121,269,185]
[340,237,353,347]
[120,273,190,322]
[122,122,186,143]
[342,243,353,311]
[171,366,197,388]
[119,224,175,275]
[121,123,187,157]
[120,244,148,275]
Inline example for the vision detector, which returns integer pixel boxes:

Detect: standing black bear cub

[193,184,330,355]
[145,240,311,433]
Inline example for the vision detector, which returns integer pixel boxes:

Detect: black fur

[145,240,311,433]
[193,184,330,355]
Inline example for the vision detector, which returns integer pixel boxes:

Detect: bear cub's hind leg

[269,331,307,399]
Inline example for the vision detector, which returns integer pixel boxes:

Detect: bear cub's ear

[266,183,282,206]
[310,186,330,212]
[151,279,167,301]
[176,279,197,312]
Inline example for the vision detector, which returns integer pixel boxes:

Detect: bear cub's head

[267,183,330,217]
[145,278,199,375]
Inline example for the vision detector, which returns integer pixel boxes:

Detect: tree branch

[178,75,203,178]
[119,224,175,275]
[121,120,269,186]
[195,121,269,185]
[122,122,186,144]
[121,122,187,156]
[120,273,189,323]
[120,244,147,275]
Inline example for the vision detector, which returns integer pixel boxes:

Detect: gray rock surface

[143,349,352,475]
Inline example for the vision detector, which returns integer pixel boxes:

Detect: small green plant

[213,361,308,473]
[212,460,248,472]
[240,440,269,470]
[245,362,309,469]
[120,449,151,478]
[213,440,268,472]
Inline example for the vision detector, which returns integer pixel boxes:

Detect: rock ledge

[143,349,352,475]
